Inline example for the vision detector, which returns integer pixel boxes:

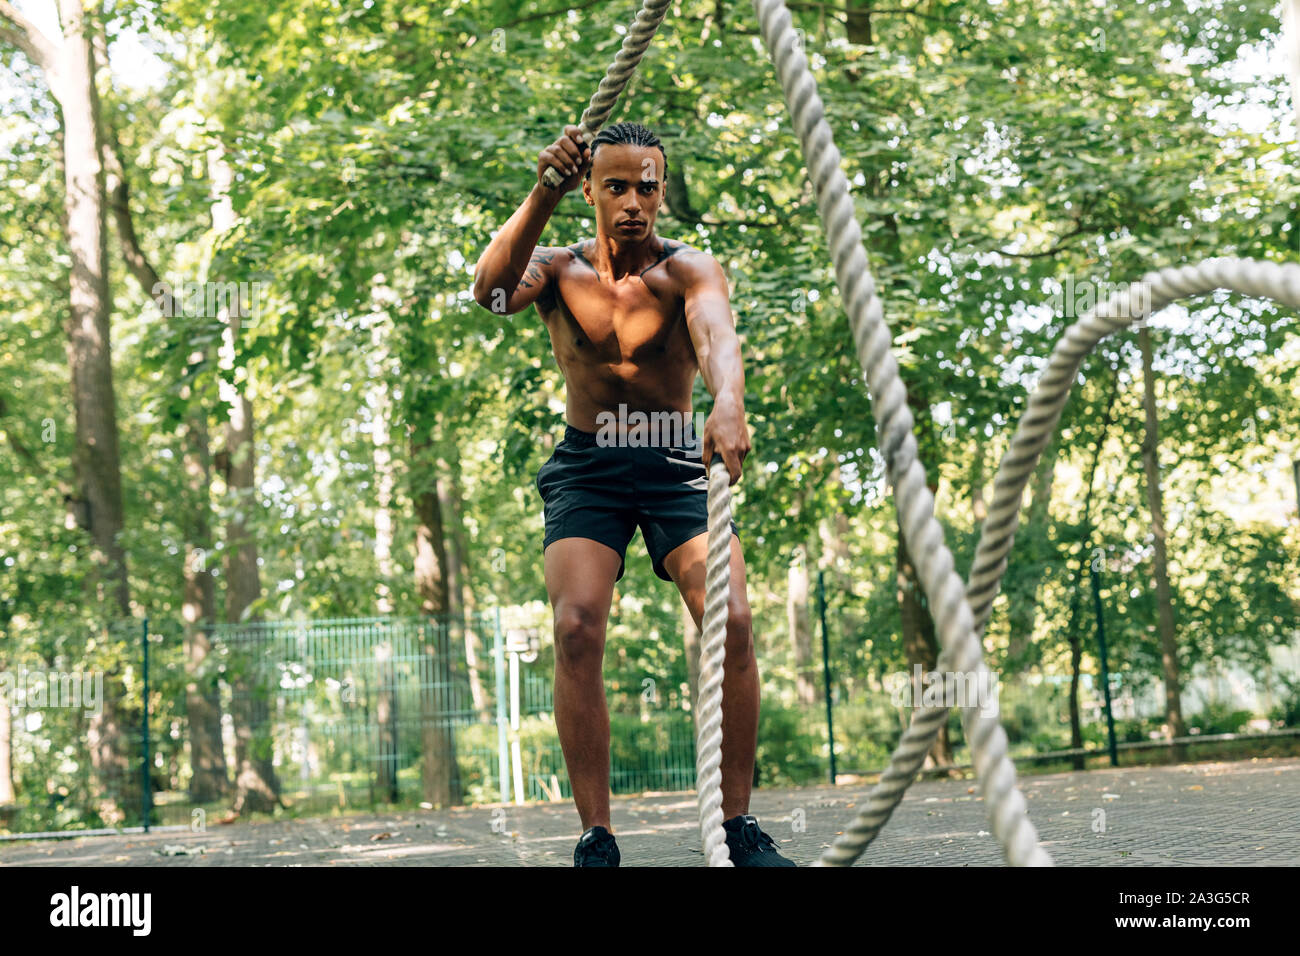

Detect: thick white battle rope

[560,1,1300,869]
[539,0,672,190]
[549,0,731,866]
[697,458,736,866]
[966,259,1300,639]
[817,259,1300,866]
[749,0,1052,866]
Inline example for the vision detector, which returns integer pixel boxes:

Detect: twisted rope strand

[540,0,673,189]
[966,259,1300,637]
[818,262,1299,866]
[750,0,1051,867]
[549,0,1300,871]
[697,458,735,866]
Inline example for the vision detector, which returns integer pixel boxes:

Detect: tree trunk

[53,0,128,616]
[788,546,816,706]
[0,661,12,805]
[451,470,490,721]
[1062,356,1120,769]
[441,440,490,721]
[436,445,464,631]
[1139,327,1187,746]
[970,442,989,527]
[816,464,852,591]
[1005,436,1061,667]
[210,141,280,815]
[373,642,399,803]
[98,93,229,804]
[1293,459,1300,524]
[897,514,955,768]
[845,0,874,46]
[842,1,949,765]
[371,316,397,616]
[817,475,855,669]
[181,406,229,803]
[891,369,954,766]
[1067,617,1084,766]
[37,0,136,826]
[412,433,461,807]
[368,317,399,801]
[816,492,851,591]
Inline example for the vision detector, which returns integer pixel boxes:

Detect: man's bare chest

[540,267,687,364]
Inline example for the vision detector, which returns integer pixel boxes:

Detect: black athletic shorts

[535,423,740,582]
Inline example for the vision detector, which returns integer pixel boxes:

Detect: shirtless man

[472,121,793,867]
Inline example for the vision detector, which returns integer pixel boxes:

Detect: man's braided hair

[585,121,667,180]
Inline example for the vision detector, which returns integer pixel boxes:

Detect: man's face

[583,144,665,242]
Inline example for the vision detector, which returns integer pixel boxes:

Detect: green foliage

[1268,674,1300,728]
[754,705,828,787]
[1187,703,1255,736]
[1,0,1297,828]
[1073,716,1158,748]
[828,700,903,772]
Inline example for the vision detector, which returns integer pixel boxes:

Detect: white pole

[494,611,509,804]
[509,649,525,805]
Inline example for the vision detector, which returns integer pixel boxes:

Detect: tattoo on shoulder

[519,248,558,289]
[639,239,708,277]
[569,241,598,276]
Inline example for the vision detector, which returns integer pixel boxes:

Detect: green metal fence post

[818,571,837,785]
[1090,564,1119,767]
[141,617,151,832]
[494,608,509,804]
[298,622,310,787]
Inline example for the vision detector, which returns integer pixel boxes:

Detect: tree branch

[0,393,48,476]
[103,134,176,316]
[785,2,959,27]
[91,24,176,318]
[0,0,61,75]
[499,0,609,30]
[988,221,1090,260]
[0,393,77,507]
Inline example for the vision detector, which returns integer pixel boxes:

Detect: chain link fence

[0,611,706,835]
[2,609,1298,837]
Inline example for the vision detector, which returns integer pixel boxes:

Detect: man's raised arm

[472,125,592,314]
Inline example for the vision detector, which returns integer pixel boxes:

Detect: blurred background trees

[1,0,1297,828]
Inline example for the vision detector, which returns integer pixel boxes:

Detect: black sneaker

[722,814,797,867]
[574,826,621,867]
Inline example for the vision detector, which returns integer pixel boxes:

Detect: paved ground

[2,757,1295,866]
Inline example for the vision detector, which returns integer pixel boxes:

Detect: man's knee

[724,601,753,661]
[554,603,607,670]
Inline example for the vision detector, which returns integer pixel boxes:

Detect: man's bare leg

[661,533,758,821]
[544,537,623,832]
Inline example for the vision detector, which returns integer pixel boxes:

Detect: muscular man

[473,121,793,867]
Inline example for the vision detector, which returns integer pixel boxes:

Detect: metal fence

[213,615,477,817]
[0,612,704,834]
[2,611,1297,836]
